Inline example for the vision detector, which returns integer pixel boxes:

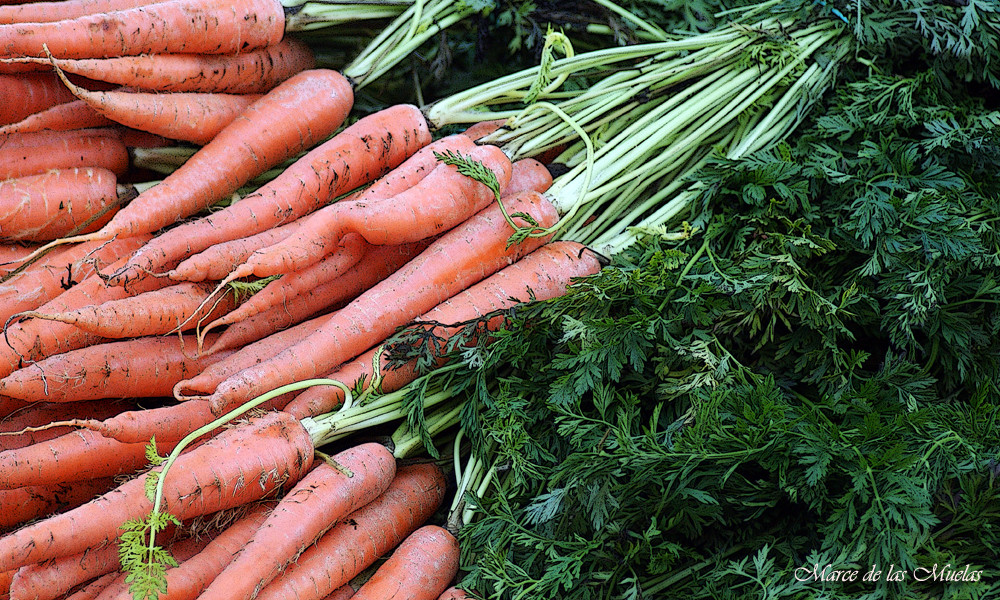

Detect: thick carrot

[0,0,285,59]
[0,168,125,243]
[0,100,112,135]
[229,141,511,280]
[254,463,447,600]
[284,241,602,419]
[0,235,147,327]
[29,68,353,268]
[54,69,264,145]
[20,37,316,93]
[200,443,397,600]
[92,502,275,600]
[17,281,237,339]
[1,398,135,451]
[196,233,370,347]
[505,158,553,196]
[349,525,459,600]
[205,241,431,355]
[0,129,129,180]
[0,410,313,572]
[0,73,76,126]
[0,477,117,533]
[0,0,153,25]
[10,541,121,600]
[115,103,430,285]
[0,334,231,403]
[202,191,558,414]
[0,245,38,276]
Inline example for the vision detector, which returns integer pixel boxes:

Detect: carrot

[0,245,38,276]
[63,570,119,600]
[0,0,153,25]
[505,158,553,196]
[1,568,13,599]
[322,587,356,600]
[0,0,285,59]
[0,73,76,126]
[29,69,353,270]
[0,235,147,327]
[227,141,511,281]
[53,67,264,145]
[461,118,506,142]
[195,233,371,348]
[1,398,135,451]
[254,463,447,600]
[16,281,238,339]
[0,410,312,572]
[114,103,430,285]
[92,502,275,600]
[205,240,431,355]
[0,168,127,243]
[0,129,129,180]
[0,477,117,533]
[9,541,122,600]
[0,100,113,135]
[436,587,472,600]
[12,37,315,93]
[200,443,396,600]
[284,240,602,419]
[350,525,459,600]
[0,396,26,420]
[201,190,558,415]
[0,334,231,403]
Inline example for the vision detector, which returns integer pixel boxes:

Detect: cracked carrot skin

[0,411,313,573]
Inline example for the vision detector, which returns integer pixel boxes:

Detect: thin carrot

[0,100,113,135]
[0,411,312,572]
[0,0,285,59]
[204,240,431,355]
[11,37,315,93]
[114,103,430,285]
[254,463,447,600]
[0,129,129,180]
[0,334,231,403]
[349,525,459,600]
[227,141,511,281]
[200,190,558,414]
[0,0,153,25]
[200,443,396,600]
[0,477,117,533]
[461,118,506,141]
[0,73,76,126]
[9,541,121,600]
[0,398,135,451]
[52,67,264,145]
[27,68,353,272]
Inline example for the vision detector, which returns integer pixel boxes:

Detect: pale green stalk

[284,0,412,31]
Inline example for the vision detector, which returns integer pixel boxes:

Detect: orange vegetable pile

[0,2,603,598]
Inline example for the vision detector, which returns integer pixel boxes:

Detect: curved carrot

[205,240,431,355]
[0,100,113,135]
[116,103,430,285]
[0,168,124,243]
[0,411,313,572]
[10,541,121,600]
[0,0,285,59]
[0,334,231,403]
[0,129,129,180]
[284,240,602,419]
[168,218,309,283]
[17,281,237,339]
[230,141,511,281]
[25,37,316,93]
[200,443,397,600]
[203,191,558,414]
[29,69,353,272]
[0,0,153,25]
[350,525,459,600]
[0,72,76,126]
[0,477,117,534]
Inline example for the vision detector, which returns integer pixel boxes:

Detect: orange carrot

[0,245,39,276]
[322,587,356,600]
[437,587,472,600]
[461,118,506,142]
[115,103,430,285]
[254,463,447,600]
[10,541,121,600]
[0,334,231,403]
[0,410,312,572]
[0,0,285,59]
[228,141,511,281]
[201,191,558,415]
[0,0,153,25]
[0,100,112,135]
[284,240,602,419]
[204,241,431,355]
[54,69,264,145]
[17,37,316,93]
[505,158,553,196]
[0,73,76,126]
[0,129,129,180]
[0,398,135,451]
[63,570,119,600]
[349,525,459,600]
[1,568,13,599]
[0,477,117,533]
[0,396,26,420]
[0,168,126,243]
[29,69,353,270]
[16,281,237,339]
[200,443,397,600]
